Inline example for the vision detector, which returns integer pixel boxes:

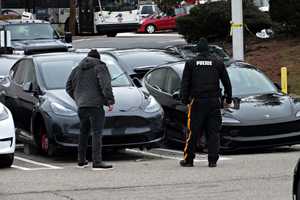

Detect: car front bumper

[46,111,164,148]
[96,23,140,33]
[221,120,300,149]
[0,109,15,154]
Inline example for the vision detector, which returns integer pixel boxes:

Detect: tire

[39,125,56,157]
[107,32,117,37]
[0,153,14,168]
[145,24,156,34]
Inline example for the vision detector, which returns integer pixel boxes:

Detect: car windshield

[101,0,138,11]
[119,51,181,72]
[38,54,131,90]
[6,23,59,41]
[222,64,277,96]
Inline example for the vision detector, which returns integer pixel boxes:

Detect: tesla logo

[264,114,270,118]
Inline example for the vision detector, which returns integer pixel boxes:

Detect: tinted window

[38,54,131,90]
[101,0,138,11]
[6,23,59,41]
[164,69,180,94]
[13,60,27,85]
[22,60,36,84]
[146,68,168,91]
[221,64,277,96]
[119,51,181,73]
[141,6,153,15]
[0,58,18,76]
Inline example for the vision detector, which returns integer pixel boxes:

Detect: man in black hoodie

[66,49,115,170]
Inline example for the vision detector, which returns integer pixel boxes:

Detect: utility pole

[69,0,76,35]
[231,0,244,61]
[0,0,2,14]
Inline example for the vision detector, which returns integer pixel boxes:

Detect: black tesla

[143,61,300,150]
[0,52,164,155]
[107,48,182,79]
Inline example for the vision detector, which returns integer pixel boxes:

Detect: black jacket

[66,57,115,108]
[180,54,232,105]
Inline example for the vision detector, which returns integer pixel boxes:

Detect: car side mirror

[133,77,142,88]
[23,82,33,92]
[172,90,181,101]
[64,32,72,43]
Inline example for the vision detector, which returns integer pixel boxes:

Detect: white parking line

[14,156,63,170]
[126,149,232,162]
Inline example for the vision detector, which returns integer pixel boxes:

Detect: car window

[6,23,59,41]
[220,64,277,96]
[141,6,153,15]
[146,68,168,91]
[13,60,27,85]
[22,59,36,84]
[119,51,181,73]
[38,54,131,90]
[164,69,180,95]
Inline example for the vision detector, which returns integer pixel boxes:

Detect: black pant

[78,107,105,164]
[183,98,222,163]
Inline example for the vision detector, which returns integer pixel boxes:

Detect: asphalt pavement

[1,32,299,200]
[0,145,299,200]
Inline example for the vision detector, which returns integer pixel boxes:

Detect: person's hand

[108,105,113,112]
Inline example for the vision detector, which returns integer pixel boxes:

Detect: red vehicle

[138,8,186,34]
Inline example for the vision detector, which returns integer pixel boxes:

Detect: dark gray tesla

[0,52,164,155]
[143,61,300,149]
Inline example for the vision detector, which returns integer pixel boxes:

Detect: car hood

[226,93,294,124]
[47,87,144,114]
[12,39,69,54]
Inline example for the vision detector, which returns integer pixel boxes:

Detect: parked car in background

[165,44,232,63]
[0,103,15,168]
[138,11,185,34]
[106,48,182,79]
[0,19,72,54]
[293,158,300,200]
[0,52,164,156]
[143,61,300,150]
[138,3,161,18]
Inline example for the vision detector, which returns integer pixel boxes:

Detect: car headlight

[50,102,77,117]
[0,104,9,121]
[222,116,240,124]
[296,111,300,118]
[144,96,161,113]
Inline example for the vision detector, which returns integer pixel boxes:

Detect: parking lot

[0,30,300,200]
[0,143,298,200]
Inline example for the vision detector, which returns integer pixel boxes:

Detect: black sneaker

[77,160,89,168]
[208,162,217,168]
[92,162,113,170]
[179,159,193,167]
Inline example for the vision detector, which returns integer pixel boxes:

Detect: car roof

[111,48,172,55]
[0,19,49,26]
[159,60,257,76]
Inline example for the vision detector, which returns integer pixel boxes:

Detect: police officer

[180,38,232,168]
